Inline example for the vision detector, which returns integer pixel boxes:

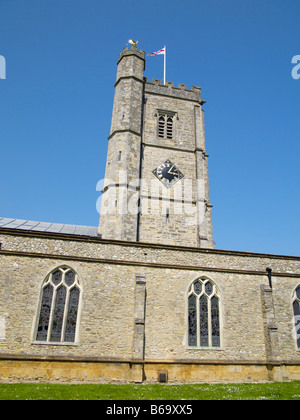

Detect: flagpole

[164,45,166,85]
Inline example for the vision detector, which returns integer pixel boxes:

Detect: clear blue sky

[0,0,299,256]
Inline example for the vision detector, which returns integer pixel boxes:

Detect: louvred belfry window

[157,110,175,139]
[158,115,165,137]
[188,278,221,348]
[35,267,81,344]
[166,117,173,138]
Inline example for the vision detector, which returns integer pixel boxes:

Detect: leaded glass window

[293,285,300,350]
[187,278,221,348]
[36,284,53,342]
[188,295,197,346]
[35,267,81,344]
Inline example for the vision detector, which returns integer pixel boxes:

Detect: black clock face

[152,159,184,188]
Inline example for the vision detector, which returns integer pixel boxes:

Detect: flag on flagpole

[147,46,167,85]
[147,47,165,56]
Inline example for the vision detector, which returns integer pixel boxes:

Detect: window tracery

[35,267,81,344]
[188,278,221,348]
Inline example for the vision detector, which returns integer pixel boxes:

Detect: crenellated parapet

[144,78,205,105]
[117,45,146,65]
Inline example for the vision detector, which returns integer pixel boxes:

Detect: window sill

[31,341,79,347]
[186,346,224,351]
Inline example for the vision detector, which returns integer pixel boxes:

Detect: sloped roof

[0,217,99,237]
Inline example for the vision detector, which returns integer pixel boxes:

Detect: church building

[0,43,299,383]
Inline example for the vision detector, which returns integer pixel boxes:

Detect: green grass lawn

[0,381,299,400]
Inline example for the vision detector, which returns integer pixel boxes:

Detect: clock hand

[168,169,179,176]
[167,166,177,175]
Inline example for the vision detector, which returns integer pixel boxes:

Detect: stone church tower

[99,44,214,248]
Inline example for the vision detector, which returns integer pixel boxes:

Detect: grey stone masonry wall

[0,229,299,370]
[140,78,214,248]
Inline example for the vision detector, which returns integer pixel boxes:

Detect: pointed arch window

[158,115,165,137]
[292,285,300,350]
[188,278,221,348]
[35,267,81,344]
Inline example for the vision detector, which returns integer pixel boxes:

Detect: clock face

[152,159,184,189]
